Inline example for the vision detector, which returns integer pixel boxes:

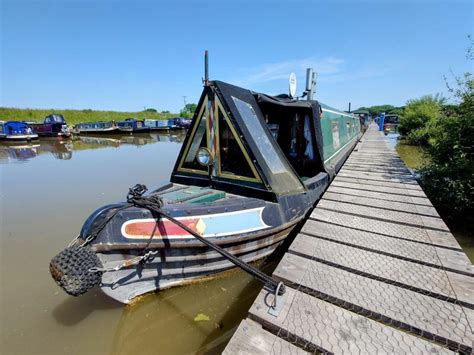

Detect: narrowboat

[384,114,399,133]
[28,114,71,138]
[50,79,361,304]
[144,119,174,131]
[0,121,39,142]
[117,118,151,133]
[73,121,119,134]
[172,116,192,129]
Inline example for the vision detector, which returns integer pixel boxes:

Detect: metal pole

[312,71,317,99]
[204,50,209,86]
[305,68,313,101]
[305,68,317,101]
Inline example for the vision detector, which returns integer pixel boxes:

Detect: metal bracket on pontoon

[267,282,286,317]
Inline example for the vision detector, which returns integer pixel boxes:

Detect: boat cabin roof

[4,121,28,128]
[171,80,326,201]
[45,114,66,124]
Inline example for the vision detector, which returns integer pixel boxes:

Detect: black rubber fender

[49,245,103,296]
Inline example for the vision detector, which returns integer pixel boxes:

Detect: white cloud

[232,56,390,89]
[234,56,345,85]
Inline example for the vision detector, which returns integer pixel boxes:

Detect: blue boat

[0,121,39,142]
[117,118,150,133]
[143,119,174,131]
[73,121,119,134]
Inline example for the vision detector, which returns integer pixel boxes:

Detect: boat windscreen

[230,96,304,195]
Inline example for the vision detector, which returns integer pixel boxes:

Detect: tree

[398,94,445,145]
[179,103,197,118]
[357,105,396,117]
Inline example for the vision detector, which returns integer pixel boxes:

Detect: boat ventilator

[50,184,285,298]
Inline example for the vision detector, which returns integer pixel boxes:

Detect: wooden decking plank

[300,219,472,275]
[342,166,413,176]
[340,166,414,178]
[328,185,432,206]
[331,180,427,197]
[334,175,422,190]
[222,318,306,355]
[337,169,417,183]
[348,156,405,164]
[247,288,453,354]
[289,233,474,306]
[311,209,460,250]
[317,199,449,231]
[273,253,473,352]
[323,191,440,216]
[345,161,408,169]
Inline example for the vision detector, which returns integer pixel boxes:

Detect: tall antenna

[204,50,209,86]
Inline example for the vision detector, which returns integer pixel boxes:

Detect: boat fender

[49,245,103,296]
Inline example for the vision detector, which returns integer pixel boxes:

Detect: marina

[225,125,473,354]
[2,1,472,354]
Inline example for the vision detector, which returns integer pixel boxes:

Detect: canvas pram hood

[171,80,325,201]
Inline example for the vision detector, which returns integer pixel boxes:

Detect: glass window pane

[231,96,304,195]
[232,97,286,174]
[218,109,255,178]
[182,113,208,171]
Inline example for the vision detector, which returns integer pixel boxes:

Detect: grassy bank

[0,107,178,125]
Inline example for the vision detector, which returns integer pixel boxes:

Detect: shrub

[398,95,445,145]
[419,43,473,221]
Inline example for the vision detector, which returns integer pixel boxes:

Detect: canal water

[0,133,279,355]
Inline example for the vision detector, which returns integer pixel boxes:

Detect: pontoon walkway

[224,125,473,354]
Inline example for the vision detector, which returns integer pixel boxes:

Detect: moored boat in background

[384,114,399,133]
[172,116,192,129]
[73,121,119,134]
[27,114,71,138]
[117,118,151,133]
[144,119,174,131]
[0,121,39,142]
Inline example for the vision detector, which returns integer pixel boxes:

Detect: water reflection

[0,143,40,162]
[0,132,186,163]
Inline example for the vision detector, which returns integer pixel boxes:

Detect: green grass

[0,107,178,125]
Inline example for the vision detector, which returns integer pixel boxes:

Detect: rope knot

[127,184,148,202]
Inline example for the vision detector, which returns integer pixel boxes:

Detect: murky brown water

[0,133,275,355]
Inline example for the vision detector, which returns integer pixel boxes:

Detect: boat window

[180,108,208,173]
[232,97,286,174]
[231,96,304,195]
[218,108,257,179]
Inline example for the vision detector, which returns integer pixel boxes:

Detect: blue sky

[1,0,472,113]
